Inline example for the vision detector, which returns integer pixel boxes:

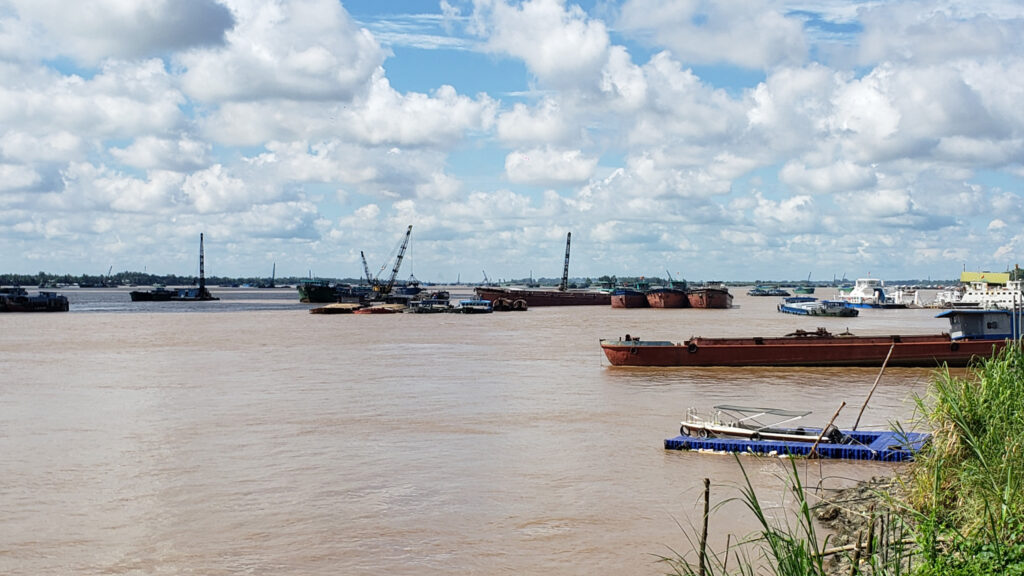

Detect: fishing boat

[474,233,611,307]
[599,309,1014,367]
[679,405,847,443]
[686,284,733,309]
[0,287,70,312]
[778,297,859,317]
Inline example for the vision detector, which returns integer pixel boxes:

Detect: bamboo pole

[699,477,710,576]
[854,342,895,430]
[810,402,845,458]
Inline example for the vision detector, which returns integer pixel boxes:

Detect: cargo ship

[600,309,1014,367]
[473,232,611,307]
[610,287,649,308]
[645,287,689,308]
[686,284,733,309]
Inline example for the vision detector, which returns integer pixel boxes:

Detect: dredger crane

[372,225,413,296]
[558,232,571,291]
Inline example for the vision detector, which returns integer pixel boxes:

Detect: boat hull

[687,287,733,309]
[475,287,610,306]
[600,334,1006,367]
[645,288,688,308]
[610,289,649,308]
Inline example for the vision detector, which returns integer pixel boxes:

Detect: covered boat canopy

[713,405,811,418]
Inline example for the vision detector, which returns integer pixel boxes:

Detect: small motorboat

[679,405,849,444]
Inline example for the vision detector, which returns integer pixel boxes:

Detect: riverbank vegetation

[662,342,1024,575]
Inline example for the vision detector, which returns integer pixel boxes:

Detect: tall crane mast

[375,225,413,295]
[558,232,571,292]
[360,251,374,286]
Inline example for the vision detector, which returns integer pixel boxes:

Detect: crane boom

[559,232,571,291]
[378,225,413,295]
[360,251,374,286]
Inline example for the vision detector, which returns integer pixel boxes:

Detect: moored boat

[835,278,905,309]
[475,286,611,306]
[0,287,70,312]
[748,286,791,297]
[474,232,611,307]
[610,283,650,308]
[600,309,1013,367]
[777,297,858,317]
[455,299,493,313]
[679,405,846,443]
[645,287,688,308]
[686,284,733,309]
[129,285,174,301]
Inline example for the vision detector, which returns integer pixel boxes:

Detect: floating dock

[664,429,930,462]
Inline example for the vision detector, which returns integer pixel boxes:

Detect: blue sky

[1,0,1023,283]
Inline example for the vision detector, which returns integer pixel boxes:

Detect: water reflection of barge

[601,309,1014,367]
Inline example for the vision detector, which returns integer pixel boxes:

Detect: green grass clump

[907,342,1024,574]
[660,342,1024,575]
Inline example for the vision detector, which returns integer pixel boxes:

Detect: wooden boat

[645,287,688,308]
[686,284,733,308]
[600,309,1014,367]
[352,304,403,314]
[778,297,858,317]
[679,405,846,443]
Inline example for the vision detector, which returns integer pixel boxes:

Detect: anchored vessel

[0,287,70,312]
[130,234,218,302]
[600,309,1014,367]
[777,297,859,317]
[474,233,611,306]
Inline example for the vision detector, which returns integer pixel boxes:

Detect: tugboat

[0,287,70,312]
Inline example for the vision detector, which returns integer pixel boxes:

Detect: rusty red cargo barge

[600,309,1015,368]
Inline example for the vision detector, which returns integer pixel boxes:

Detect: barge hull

[601,335,1006,367]
[475,286,610,306]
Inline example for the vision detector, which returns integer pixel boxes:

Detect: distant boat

[131,234,218,302]
[610,287,649,308]
[777,297,858,317]
[455,299,493,314]
[473,232,611,307]
[645,286,688,308]
[686,284,733,309]
[748,286,791,297]
[130,285,174,301]
[600,309,1013,367]
[0,287,69,312]
[834,278,904,309]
